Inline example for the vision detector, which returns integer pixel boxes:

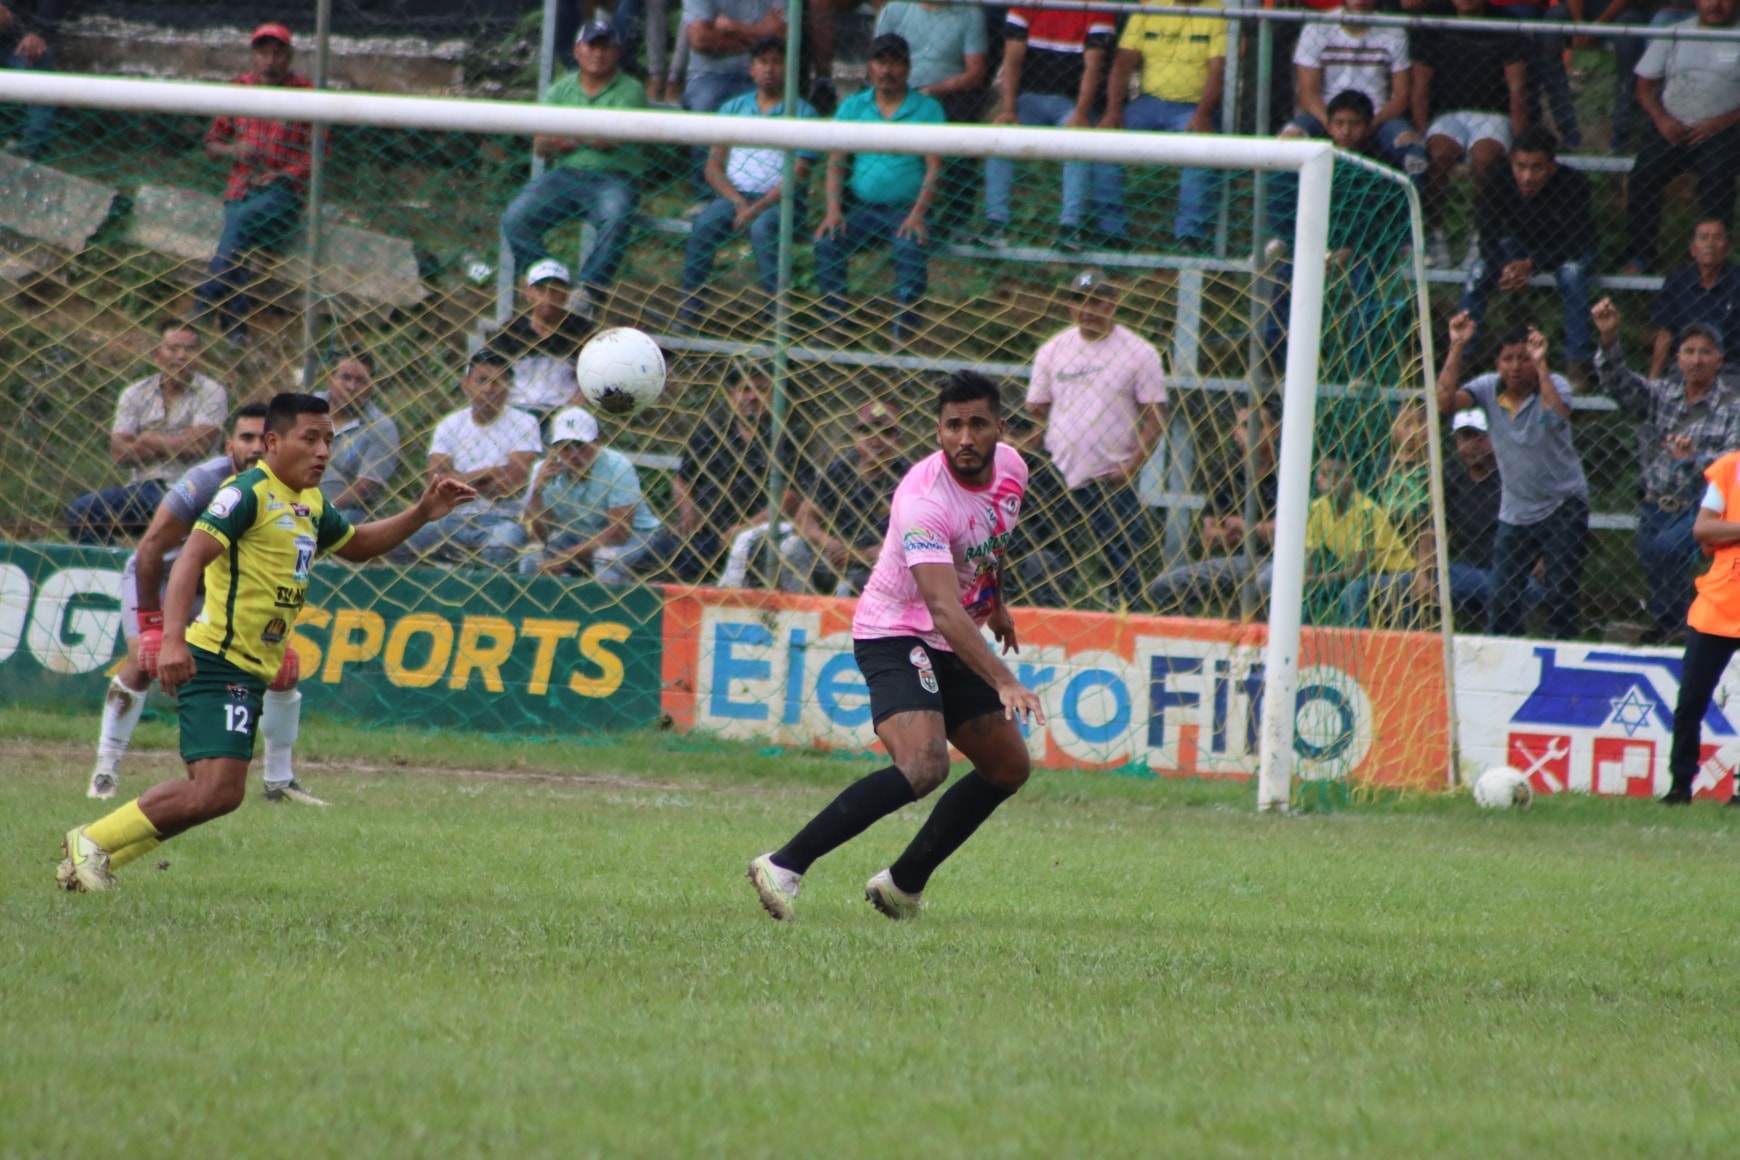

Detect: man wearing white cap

[522,407,662,580]
[486,259,594,430]
[194,22,316,344]
[1441,405,1541,624]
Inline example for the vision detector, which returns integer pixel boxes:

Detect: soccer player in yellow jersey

[58,393,477,892]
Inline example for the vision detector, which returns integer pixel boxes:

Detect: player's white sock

[261,688,301,787]
[94,675,147,778]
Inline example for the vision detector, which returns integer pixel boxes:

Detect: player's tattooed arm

[911,562,1044,725]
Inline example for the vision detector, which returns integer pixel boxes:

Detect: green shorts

[178,645,267,763]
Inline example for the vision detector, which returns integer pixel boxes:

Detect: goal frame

[0,70,1449,809]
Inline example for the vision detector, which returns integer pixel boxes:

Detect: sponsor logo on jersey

[266,502,286,512]
[207,486,243,518]
[291,503,311,517]
[902,527,947,554]
[227,683,250,701]
[909,646,939,694]
[274,584,306,610]
[274,515,295,530]
[261,616,288,645]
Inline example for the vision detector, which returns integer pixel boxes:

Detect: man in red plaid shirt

[193,23,313,344]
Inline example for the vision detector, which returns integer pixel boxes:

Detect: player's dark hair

[466,348,509,375]
[231,401,270,428]
[1512,125,1558,159]
[935,370,1001,415]
[334,346,376,374]
[1693,216,1730,239]
[160,319,200,342]
[266,392,330,435]
[1680,322,1726,355]
[1325,90,1374,121]
[1492,325,1534,356]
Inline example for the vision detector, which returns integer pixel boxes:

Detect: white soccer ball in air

[576,327,667,416]
[1473,765,1533,810]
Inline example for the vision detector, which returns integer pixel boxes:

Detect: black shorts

[853,636,1004,734]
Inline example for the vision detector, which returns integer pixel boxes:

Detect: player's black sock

[889,771,1014,895]
[771,765,916,875]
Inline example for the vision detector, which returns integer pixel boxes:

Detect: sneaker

[747,853,802,921]
[864,867,922,920]
[1425,229,1452,269]
[263,779,330,806]
[62,826,116,893]
[1054,226,1087,254]
[87,772,118,800]
[1263,237,1289,263]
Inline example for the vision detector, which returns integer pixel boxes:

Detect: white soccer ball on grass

[1472,765,1533,810]
[576,327,667,416]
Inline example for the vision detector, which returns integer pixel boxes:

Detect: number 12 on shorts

[225,704,252,734]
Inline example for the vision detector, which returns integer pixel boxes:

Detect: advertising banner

[1455,637,1738,800]
[0,543,665,734]
[661,587,1452,788]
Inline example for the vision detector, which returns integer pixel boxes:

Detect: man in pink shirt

[748,372,1046,922]
[1027,268,1167,606]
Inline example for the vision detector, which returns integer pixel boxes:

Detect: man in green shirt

[814,33,945,347]
[501,19,647,310]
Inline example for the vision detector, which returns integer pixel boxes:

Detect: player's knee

[198,776,248,819]
[984,752,1032,793]
[899,740,952,796]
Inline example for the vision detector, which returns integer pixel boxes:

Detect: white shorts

[119,552,203,640]
[1426,110,1512,154]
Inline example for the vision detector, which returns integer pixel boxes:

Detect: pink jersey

[852,443,1028,651]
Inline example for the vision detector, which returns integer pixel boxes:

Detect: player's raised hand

[1526,326,1550,365]
[1446,311,1476,348]
[416,475,478,521]
[997,680,1045,727]
[136,610,164,679]
[156,637,196,695]
[1591,297,1622,347]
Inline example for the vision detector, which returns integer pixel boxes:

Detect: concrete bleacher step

[0,151,117,255]
[121,183,426,307]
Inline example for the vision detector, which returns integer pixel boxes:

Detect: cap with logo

[856,401,899,430]
[1069,267,1117,296]
[525,259,572,286]
[251,23,294,46]
[1451,408,1488,433]
[577,18,619,43]
[548,407,600,445]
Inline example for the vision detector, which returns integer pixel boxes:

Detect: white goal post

[0,70,1431,810]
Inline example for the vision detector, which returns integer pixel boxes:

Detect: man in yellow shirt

[57,393,476,893]
[1258,456,1412,624]
[1097,0,1225,247]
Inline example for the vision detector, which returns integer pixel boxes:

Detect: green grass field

[4,705,1740,1158]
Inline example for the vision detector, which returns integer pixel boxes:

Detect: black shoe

[1094,230,1135,253]
[1661,784,1694,805]
[808,77,838,117]
[1054,226,1087,254]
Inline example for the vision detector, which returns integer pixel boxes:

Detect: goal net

[0,68,1450,808]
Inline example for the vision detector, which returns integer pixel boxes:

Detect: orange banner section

[662,587,1448,788]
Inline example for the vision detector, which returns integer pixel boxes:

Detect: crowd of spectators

[32,1,1740,642]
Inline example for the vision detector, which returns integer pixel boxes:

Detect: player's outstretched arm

[335,476,477,562]
[911,563,1045,725]
[158,530,224,695]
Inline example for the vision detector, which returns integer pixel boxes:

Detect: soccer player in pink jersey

[748,372,1047,921]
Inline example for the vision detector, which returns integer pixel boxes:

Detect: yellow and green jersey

[188,463,354,680]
